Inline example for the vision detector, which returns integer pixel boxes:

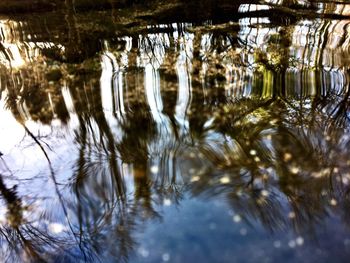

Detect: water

[0,1,350,262]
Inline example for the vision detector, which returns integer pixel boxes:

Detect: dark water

[1,1,350,262]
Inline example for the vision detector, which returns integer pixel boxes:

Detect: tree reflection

[0,0,350,261]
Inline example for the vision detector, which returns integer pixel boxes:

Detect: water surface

[1,1,350,262]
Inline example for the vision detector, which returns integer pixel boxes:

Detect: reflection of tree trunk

[65,0,78,42]
[134,162,153,212]
[65,0,82,62]
[74,116,88,243]
[109,0,117,23]
[273,27,292,98]
[70,81,126,200]
[188,32,207,138]
[97,110,126,200]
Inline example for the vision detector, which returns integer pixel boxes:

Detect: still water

[1,1,350,262]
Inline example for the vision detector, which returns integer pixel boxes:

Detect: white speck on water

[273,241,281,248]
[220,176,230,184]
[254,156,261,162]
[138,247,149,258]
[163,199,172,206]
[288,212,296,219]
[240,228,247,236]
[209,223,217,230]
[296,236,304,246]
[290,166,300,174]
[191,175,200,182]
[330,198,337,206]
[162,253,170,262]
[233,215,242,223]
[283,152,292,162]
[48,223,66,234]
[249,149,257,156]
[288,240,296,248]
[261,190,269,197]
[150,165,159,174]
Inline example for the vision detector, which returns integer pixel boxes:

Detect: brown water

[1,1,350,262]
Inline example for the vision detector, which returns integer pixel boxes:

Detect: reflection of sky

[132,194,350,263]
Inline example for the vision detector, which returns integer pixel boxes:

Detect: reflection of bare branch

[22,124,91,261]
